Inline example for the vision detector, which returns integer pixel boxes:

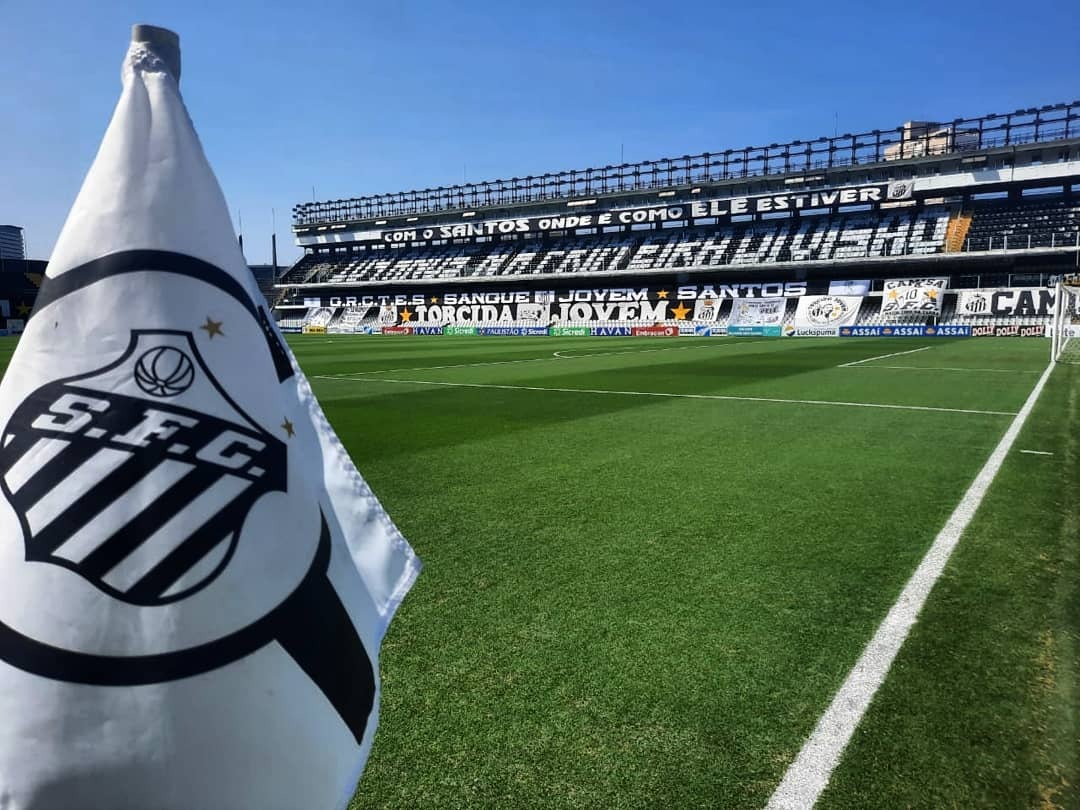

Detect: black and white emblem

[0,331,285,606]
[0,251,377,746]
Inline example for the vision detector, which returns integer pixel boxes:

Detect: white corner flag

[0,25,420,810]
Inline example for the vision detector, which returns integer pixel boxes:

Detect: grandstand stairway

[945,211,972,252]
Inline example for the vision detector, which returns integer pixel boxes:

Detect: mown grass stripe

[316,375,1018,417]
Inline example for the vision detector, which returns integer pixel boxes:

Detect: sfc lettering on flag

[0,26,420,810]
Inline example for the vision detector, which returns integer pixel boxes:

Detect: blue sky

[3,0,1078,265]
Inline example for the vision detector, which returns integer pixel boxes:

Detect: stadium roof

[294,101,1079,228]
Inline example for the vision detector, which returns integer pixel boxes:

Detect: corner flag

[0,25,420,809]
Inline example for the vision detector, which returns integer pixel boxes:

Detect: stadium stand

[285,208,956,285]
[964,198,1080,251]
[263,100,1080,338]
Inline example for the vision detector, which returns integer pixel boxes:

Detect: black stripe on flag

[9,440,100,511]
[29,450,156,557]
[124,494,252,603]
[77,466,227,582]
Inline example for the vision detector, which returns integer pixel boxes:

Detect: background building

[0,226,26,261]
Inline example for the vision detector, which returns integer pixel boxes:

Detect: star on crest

[281,418,295,438]
[16,302,31,317]
[200,316,224,338]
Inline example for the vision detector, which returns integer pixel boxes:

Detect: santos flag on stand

[0,25,420,810]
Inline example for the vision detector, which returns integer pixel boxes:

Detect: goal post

[1053,276,1080,364]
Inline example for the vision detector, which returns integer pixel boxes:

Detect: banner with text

[313,282,808,326]
[729,298,786,327]
[879,278,947,318]
[956,288,1059,318]
[839,324,971,337]
[299,183,913,246]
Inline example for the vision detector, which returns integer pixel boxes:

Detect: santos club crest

[0,251,381,747]
[0,330,286,606]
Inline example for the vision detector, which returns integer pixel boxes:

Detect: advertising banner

[838,325,971,337]
[728,325,782,336]
[443,326,478,336]
[879,278,947,318]
[631,325,679,337]
[792,295,862,328]
[694,325,728,336]
[970,324,1047,337]
[381,326,413,335]
[782,325,839,337]
[412,326,444,335]
[550,326,591,337]
[477,326,549,336]
[591,326,633,336]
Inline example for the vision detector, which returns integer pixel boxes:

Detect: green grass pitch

[2,335,1077,808]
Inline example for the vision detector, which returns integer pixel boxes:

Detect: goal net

[1052,276,1080,363]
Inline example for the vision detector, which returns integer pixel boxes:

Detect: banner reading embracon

[0,27,419,810]
[880,278,947,318]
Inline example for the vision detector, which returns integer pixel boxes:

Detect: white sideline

[837,346,931,367]
[315,376,1018,417]
[764,360,1055,810]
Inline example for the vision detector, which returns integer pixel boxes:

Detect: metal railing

[294,101,1079,227]
[963,231,1080,252]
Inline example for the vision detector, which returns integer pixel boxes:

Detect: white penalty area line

[551,339,771,360]
[319,339,771,376]
[765,360,1056,810]
[837,345,932,367]
[1019,449,1054,456]
[845,364,1040,374]
[316,376,1018,417]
